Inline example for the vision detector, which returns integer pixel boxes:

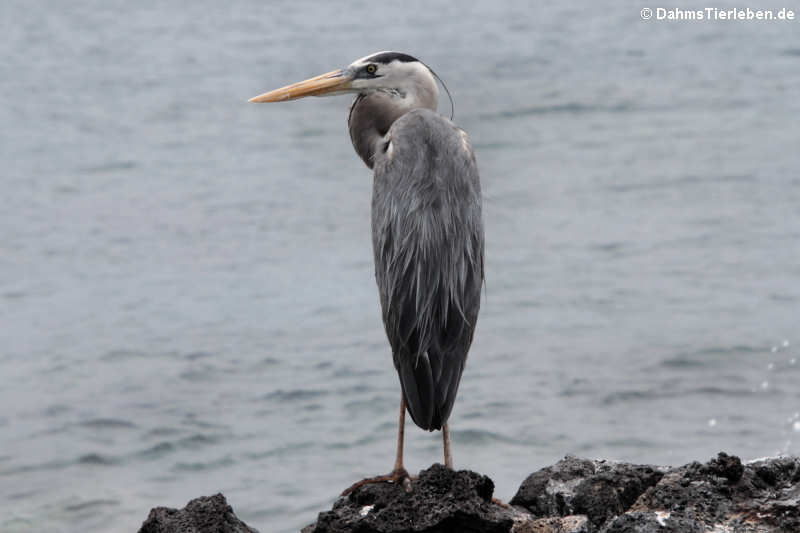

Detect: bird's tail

[397,347,465,431]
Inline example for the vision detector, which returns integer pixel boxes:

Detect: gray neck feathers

[348,69,439,169]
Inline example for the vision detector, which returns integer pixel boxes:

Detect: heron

[250,51,484,490]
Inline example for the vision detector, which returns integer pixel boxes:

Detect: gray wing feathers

[371,109,483,431]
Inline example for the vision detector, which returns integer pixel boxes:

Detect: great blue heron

[250,51,483,490]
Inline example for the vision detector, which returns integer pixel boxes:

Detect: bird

[249,51,484,491]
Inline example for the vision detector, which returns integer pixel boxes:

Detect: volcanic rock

[137,493,259,533]
[136,453,800,533]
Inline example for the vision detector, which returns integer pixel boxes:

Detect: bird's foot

[491,496,511,508]
[341,467,413,496]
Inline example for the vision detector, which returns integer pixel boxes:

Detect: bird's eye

[366,64,377,74]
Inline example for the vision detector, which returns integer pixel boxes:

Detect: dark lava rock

[510,456,664,528]
[510,452,800,533]
[629,453,800,532]
[599,511,706,533]
[304,463,516,533]
[137,453,800,533]
[138,493,259,533]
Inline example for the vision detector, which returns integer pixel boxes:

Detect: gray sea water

[2,1,799,531]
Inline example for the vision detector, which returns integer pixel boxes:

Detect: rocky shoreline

[137,452,800,533]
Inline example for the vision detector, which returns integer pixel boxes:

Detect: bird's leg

[441,422,506,507]
[392,395,407,474]
[341,397,412,496]
[442,422,453,469]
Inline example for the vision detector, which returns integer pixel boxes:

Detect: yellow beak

[249,69,353,103]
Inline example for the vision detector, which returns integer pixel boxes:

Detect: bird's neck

[348,85,438,169]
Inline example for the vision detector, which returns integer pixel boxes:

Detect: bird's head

[249,51,439,110]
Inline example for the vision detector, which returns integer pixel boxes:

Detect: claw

[491,496,511,508]
[341,467,412,496]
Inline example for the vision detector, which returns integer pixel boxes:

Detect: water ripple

[262,389,328,402]
[173,455,234,472]
[452,428,520,446]
[135,441,175,460]
[77,453,119,466]
[64,499,119,512]
[79,418,137,430]
[79,160,137,174]
[178,433,222,449]
[482,101,635,120]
